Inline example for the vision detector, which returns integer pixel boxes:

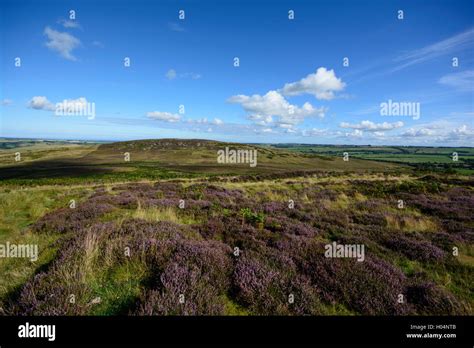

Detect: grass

[384,213,438,233]
[89,260,149,315]
[0,186,94,303]
[130,205,198,225]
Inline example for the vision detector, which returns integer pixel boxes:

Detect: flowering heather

[382,234,446,262]
[262,201,287,214]
[32,203,115,234]
[232,255,281,312]
[133,239,232,315]
[301,245,410,315]
[406,278,468,315]
[7,174,472,316]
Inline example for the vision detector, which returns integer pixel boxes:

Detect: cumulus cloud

[447,124,474,139]
[28,96,55,111]
[44,26,81,61]
[339,120,404,132]
[401,128,435,137]
[228,90,326,127]
[147,111,181,122]
[280,67,346,100]
[212,118,224,125]
[57,97,89,110]
[346,129,364,137]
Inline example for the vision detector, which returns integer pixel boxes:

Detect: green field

[268,144,474,174]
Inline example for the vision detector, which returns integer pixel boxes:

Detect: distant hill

[0,138,401,181]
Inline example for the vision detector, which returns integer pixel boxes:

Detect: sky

[0,0,473,145]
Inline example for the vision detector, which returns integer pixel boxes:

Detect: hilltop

[0,138,400,182]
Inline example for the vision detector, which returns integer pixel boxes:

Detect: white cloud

[44,26,81,61]
[28,96,55,111]
[280,67,346,100]
[301,128,330,137]
[228,90,326,127]
[166,69,201,80]
[439,70,474,92]
[339,120,404,132]
[346,129,364,137]
[1,99,13,106]
[59,19,81,29]
[212,118,224,125]
[58,97,89,110]
[147,111,181,122]
[447,124,474,140]
[181,72,202,80]
[166,69,177,80]
[401,128,435,137]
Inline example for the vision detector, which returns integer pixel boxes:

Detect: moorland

[0,138,472,315]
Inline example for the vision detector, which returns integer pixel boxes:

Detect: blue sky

[0,0,473,145]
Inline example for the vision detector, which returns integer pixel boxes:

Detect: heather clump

[32,203,115,234]
[405,278,469,315]
[300,244,409,315]
[382,234,446,262]
[133,239,232,315]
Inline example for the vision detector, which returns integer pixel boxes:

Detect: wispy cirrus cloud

[168,22,185,32]
[58,19,81,29]
[147,111,181,123]
[348,27,474,84]
[92,40,104,48]
[439,70,474,92]
[391,27,474,72]
[166,69,201,80]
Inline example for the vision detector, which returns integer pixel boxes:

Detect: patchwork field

[0,139,472,316]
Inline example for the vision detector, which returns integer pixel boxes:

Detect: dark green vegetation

[0,139,472,316]
[269,144,474,175]
[0,139,399,185]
